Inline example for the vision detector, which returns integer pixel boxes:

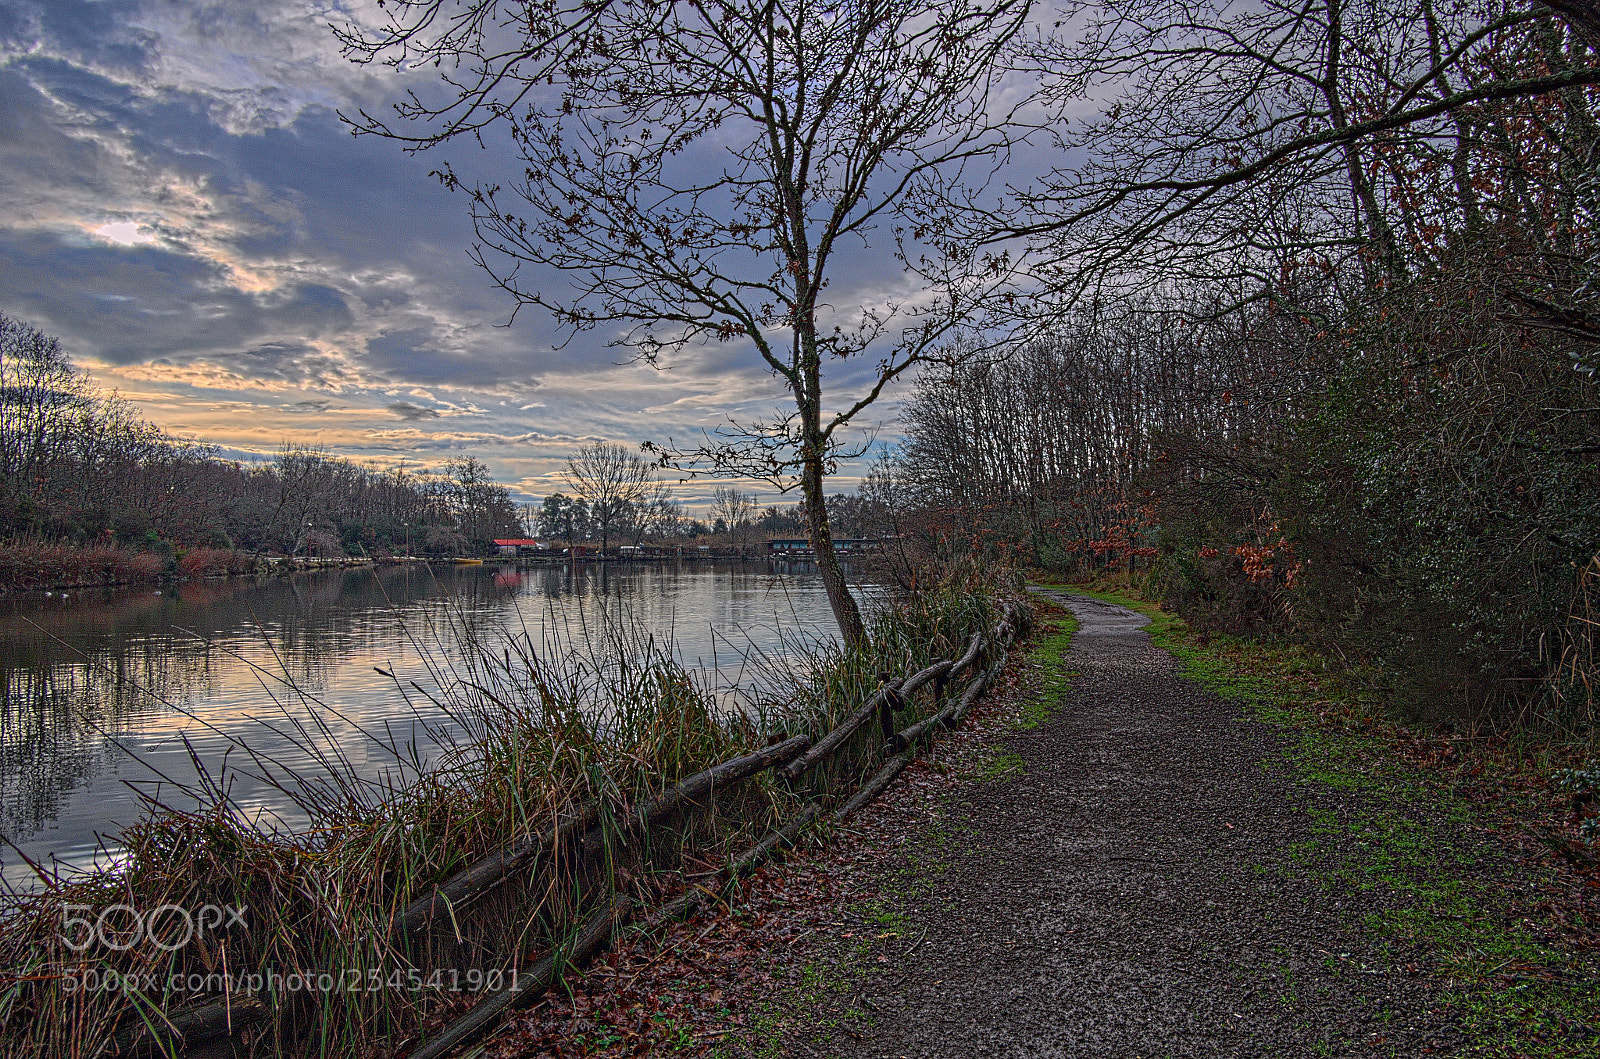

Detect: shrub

[0,540,162,590]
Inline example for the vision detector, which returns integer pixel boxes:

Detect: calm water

[0,560,867,889]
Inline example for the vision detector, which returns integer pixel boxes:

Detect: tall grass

[0,559,1020,1058]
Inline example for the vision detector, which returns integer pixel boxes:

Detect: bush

[1150,249,1600,727]
[175,547,255,578]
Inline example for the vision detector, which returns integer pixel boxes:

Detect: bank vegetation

[0,558,1021,1058]
[0,312,536,583]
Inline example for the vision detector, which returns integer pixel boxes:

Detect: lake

[0,560,871,889]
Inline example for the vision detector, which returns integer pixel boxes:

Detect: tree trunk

[800,444,868,650]
[1324,0,1404,285]
[793,243,867,648]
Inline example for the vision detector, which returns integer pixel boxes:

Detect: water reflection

[0,561,866,888]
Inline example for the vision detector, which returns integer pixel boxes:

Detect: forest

[0,310,529,562]
[882,1,1599,728]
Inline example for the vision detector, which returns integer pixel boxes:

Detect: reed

[1541,554,1599,736]
[0,559,1018,1057]
[0,540,163,590]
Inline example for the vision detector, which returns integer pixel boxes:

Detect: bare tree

[644,489,687,543]
[711,486,758,553]
[441,455,523,548]
[260,444,339,555]
[1003,1,1600,309]
[628,479,683,545]
[336,0,1036,648]
[564,442,655,554]
[0,312,92,510]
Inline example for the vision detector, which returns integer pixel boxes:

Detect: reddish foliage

[175,547,255,578]
[0,540,162,589]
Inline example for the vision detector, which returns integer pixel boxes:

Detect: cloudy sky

[0,0,935,507]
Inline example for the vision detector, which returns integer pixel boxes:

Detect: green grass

[1020,608,1078,729]
[954,604,1081,784]
[976,748,1026,780]
[1034,579,1600,1059]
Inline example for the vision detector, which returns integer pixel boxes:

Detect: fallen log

[947,656,1007,728]
[648,802,826,926]
[403,893,634,1059]
[782,680,904,780]
[108,996,267,1057]
[899,658,953,699]
[947,631,985,679]
[889,668,988,753]
[836,750,914,822]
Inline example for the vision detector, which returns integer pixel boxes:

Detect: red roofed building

[493,539,547,555]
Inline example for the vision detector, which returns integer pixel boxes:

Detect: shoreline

[0,542,834,593]
[0,542,375,593]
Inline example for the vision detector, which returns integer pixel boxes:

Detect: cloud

[0,1,155,82]
[385,401,439,421]
[0,0,907,495]
[92,220,156,244]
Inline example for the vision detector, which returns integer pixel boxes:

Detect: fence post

[876,672,897,752]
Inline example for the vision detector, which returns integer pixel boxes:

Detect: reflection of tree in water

[1,665,108,843]
[0,567,553,848]
[0,648,209,841]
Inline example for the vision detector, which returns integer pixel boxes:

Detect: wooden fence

[121,600,1026,1059]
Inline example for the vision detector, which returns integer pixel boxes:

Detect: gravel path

[805,590,1457,1058]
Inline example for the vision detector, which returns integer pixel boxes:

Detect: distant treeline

[0,312,891,564]
[0,312,525,557]
[529,489,889,546]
